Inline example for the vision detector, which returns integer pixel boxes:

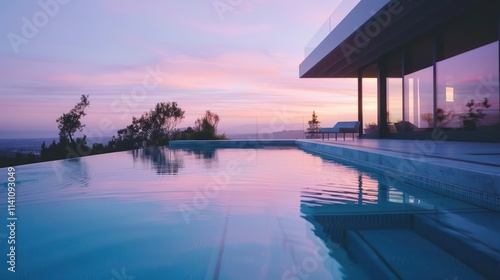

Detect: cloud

[0,0,360,137]
[0,48,359,134]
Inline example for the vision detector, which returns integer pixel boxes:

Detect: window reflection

[363,78,378,135]
[437,41,499,130]
[386,51,403,134]
[403,66,434,131]
[362,63,378,135]
[388,78,403,133]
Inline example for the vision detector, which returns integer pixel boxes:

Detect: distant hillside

[0,137,112,157]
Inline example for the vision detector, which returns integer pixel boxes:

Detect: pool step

[305,212,414,244]
[347,229,484,279]
[414,215,500,279]
[345,230,399,280]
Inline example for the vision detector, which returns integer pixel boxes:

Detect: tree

[436,108,454,127]
[152,102,185,141]
[56,95,90,145]
[307,111,321,138]
[421,108,454,128]
[459,98,491,131]
[110,102,185,148]
[171,127,195,140]
[193,110,226,140]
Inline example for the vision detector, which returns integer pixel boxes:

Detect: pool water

[0,146,497,279]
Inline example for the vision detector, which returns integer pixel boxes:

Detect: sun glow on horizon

[0,0,360,139]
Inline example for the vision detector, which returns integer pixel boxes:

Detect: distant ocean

[0,137,113,157]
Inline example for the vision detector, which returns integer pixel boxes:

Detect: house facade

[300,0,500,141]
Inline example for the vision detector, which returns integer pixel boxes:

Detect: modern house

[300,0,500,141]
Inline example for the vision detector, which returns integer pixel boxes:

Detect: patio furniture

[319,121,360,140]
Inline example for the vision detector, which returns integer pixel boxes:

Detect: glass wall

[403,66,434,131]
[386,51,403,134]
[355,5,498,138]
[362,78,378,134]
[387,78,403,133]
[362,63,378,135]
[436,41,499,130]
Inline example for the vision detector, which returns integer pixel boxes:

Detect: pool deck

[170,139,500,211]
[307,138,500,167]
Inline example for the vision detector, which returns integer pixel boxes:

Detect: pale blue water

[0,146,496,279]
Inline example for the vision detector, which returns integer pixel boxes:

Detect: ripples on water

[0,146,475,279]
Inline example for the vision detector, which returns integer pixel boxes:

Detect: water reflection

[51,157,90,188]
[4,146,493,279]
[173,147,219,168]
[184,148,218,160]
[300,170,410,242]
[298,152,489,278]
[132,146,184,175]
[301,171,380,207]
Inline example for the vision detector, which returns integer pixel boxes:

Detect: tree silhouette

[307,111,321,137]
[194,110,225,140]
[56,95,90,145]
[153,102,185,141]
[421,108,454,128]
[111,102,185,148]
[459,98,491,130]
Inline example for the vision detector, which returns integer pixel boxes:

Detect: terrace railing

[304,0,390,58]
[304,0,361,58]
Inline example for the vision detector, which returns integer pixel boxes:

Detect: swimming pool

[0,146,498,279]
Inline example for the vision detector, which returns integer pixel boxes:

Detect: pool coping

[169,140,500,211]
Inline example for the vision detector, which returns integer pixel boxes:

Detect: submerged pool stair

[345,214,500,279]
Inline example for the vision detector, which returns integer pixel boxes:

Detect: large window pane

[403,66,434,131]
[362,63,378,135]
[363,78,378,134]
[388,79,403,133]
[437,41,499,130]
[387,51,403,134]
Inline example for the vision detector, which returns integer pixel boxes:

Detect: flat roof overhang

[299,0,488,78]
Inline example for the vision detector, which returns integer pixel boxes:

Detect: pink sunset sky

[0,0,360,139]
